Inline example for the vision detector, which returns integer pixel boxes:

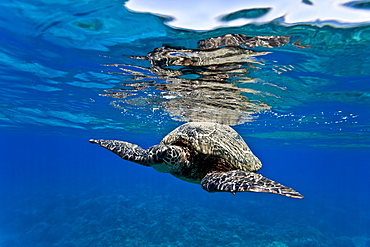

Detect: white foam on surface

[125,0,370,30]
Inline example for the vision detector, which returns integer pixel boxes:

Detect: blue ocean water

[1,0,370,246]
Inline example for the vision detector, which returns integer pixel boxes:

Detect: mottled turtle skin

[90,122,303,199]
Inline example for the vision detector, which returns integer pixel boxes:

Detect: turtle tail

[201,170,304,199]
[89,139,151,166]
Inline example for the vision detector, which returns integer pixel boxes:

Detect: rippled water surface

[0,0,369,246]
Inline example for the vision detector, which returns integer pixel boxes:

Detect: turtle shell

[160,122,262,172]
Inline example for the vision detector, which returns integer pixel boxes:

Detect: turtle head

[147,145,190,173]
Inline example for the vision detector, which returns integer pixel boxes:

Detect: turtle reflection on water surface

[105,34,291,125]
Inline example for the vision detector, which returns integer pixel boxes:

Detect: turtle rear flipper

[89,139,151,166]
[201,170,304,199]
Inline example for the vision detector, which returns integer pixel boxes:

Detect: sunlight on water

[126,0,370,30]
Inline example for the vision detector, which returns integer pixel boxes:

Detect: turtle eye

[156,150,167,159]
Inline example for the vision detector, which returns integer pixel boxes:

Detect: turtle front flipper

[201,170,304,199]
[89,139,151,166]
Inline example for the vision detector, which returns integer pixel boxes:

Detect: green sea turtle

[90,122,303,199]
